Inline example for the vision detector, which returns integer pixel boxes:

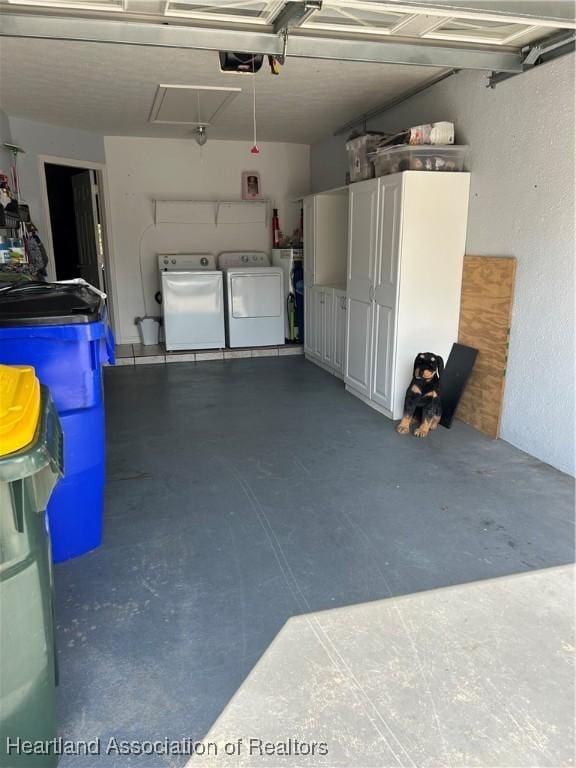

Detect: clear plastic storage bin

[346,134,385,183]
[373,145,468,177]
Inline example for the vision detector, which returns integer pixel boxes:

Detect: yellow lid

[0,365,41,457]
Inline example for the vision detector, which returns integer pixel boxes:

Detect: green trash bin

[0,366,63,768]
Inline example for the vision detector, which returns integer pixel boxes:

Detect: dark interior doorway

[44,163,105,290]
[45,164,84,280]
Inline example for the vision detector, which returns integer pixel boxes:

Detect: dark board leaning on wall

[440,344,478,428]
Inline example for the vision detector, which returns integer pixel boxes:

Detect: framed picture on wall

[241,171,261,200]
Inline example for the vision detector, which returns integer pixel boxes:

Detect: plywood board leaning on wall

[456,255,517,439]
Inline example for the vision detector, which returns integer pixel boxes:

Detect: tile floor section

[114,343,304,365]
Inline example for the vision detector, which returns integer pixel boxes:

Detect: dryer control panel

[158,253,216,271]
[218,251,270,269]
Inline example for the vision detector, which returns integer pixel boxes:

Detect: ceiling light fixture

[193,126,208,146]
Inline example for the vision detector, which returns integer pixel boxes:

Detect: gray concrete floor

[190,565,574,768]
[54,358,575,767]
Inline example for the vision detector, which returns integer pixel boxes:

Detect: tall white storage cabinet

[303,195,316,360]
[303,189,349,379]
[345,171,470,420]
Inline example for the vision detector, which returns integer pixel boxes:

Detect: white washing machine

[158,253,225,351]
[218,252,284,348]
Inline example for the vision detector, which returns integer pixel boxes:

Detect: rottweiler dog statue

[396,352,444,438]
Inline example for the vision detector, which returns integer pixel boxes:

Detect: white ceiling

[0,38,448,143]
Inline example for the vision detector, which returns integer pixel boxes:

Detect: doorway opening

[44,163,107,292]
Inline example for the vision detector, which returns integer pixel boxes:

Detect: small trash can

[135,316,160,346]
[0,281,114,561]
[0,365,64,767]
[293,263,304,344]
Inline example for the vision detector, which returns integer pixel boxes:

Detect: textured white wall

[0,109,13,173]
[104,136,310,344]
[7,116,105,245]
[311,54,575,475]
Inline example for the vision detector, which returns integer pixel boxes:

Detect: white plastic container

[373,145,468,177]
[345,134,385,183]
[135,316,160,346]
[430,121,455,145]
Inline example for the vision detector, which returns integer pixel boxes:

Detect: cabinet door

[304,277,314,356]
[311,287,325,360]
[333,292,347,377]
[345,180,379,397]
[370,177,401,412]
[322,289,335,368]
[303,196,316,285]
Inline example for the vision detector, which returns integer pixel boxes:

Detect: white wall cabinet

[333,289,347,378]
[345,179,379,398]
[306,285,346,380]
[304,190,348,287]
[303,195,316,359]
[320,288,334,368]
[303,186,348,379]
[312,285,324,360]
[302,196,316,280]
[345,171,471,420]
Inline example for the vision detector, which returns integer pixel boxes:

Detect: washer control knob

[200,257,209,266]
[171,259,176,264]
[241,255,249,263]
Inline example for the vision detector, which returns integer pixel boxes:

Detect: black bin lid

[0,281,104,326]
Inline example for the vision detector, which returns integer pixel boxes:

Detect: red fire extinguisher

[272,208,280,249]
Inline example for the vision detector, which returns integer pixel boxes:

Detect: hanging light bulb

[194,126,208,146]
[193,90,208,147]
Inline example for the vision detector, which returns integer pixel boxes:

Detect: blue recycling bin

[0,282,115,562]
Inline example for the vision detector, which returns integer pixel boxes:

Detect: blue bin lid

[0,282,104,327]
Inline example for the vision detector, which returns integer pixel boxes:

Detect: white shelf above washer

[154,199,270,227]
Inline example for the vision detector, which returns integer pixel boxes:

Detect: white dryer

[218,252,284,348]
[158,253,225,351]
